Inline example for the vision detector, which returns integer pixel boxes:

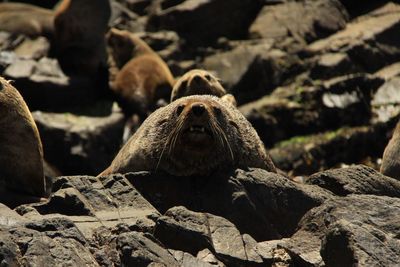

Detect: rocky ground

[1,0,400,266]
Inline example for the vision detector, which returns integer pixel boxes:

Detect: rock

[306,3,400,72]
[282,195,400,266]
[126,168,330,241]
[17,174,159,240]
[154,206,212,255]
[249,0,349,51]
[197,248,225,267]
[169,249,216,267]
[117,231,179,266]
[0,217,98,266]
[147,0,263,45]
[3,56,108,111]
[13,36,50,60]
[375,61,400,80]
[154,206,264,266]
[0,203,27,227]
[202,43,303,104]
[372,77,400,107]
[309,52,359,79]
[240,73,384,146]
[33,109,124,175]
[270,123,393,176]
[306,165,400,197]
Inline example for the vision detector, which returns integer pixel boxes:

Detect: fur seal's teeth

[190,126,194,132]
[200,127,205,132]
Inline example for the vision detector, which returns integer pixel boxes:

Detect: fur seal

[99,95,276,177]
[0,2,54,37]
[0,77,48,204]
[381,121,400,180]
[107,28,175,117]
[53,0,111,75]
[171,69,237,106]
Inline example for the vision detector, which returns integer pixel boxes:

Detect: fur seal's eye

[204,74,211,81]
[213,106,222,116]
[176,104,185,116]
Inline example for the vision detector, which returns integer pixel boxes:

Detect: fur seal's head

[171,69,226,102]
[152,95,275,176]
[101,95,276,177]
[107,28,154,69]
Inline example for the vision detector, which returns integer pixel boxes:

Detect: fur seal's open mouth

[182,124,213,144]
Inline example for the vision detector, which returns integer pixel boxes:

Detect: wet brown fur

[99,95,276,177]
[381,121,400,180]
[171,69,236,106]
[0,2,54,37]
[0,77,47,200]
[107,28,175,117]
[53,0,111,75]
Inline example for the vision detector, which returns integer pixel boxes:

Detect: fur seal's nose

[192,75,203,84]
[191,103,206,116]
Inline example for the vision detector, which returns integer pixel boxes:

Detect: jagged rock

[147,0,263,45]
[270,123,394,176]
[120,0,153,16]
[154,206,264,266]
[373,77,400,107]
[309,52,360,79]
[249,0,349,51]
[169,249,216,267]
[0,217,97,266]
[117,231,179,266]
[126,168,331,241]
[240,73,384,146]
[306,3,400,72]
[306,165,400,197]
[375,62,400,80]
[281,194,400,266]
[3,56,108,111]
[197,249,226,267]
[0,203,27,227]
[202,43,303,104]
[17,174,159,239]
[33,109,124,175]
[13,36,50,60]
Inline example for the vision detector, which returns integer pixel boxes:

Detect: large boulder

[281,194,400,266]
[305,3,400,73]
[249,0,349,52]
[33,109,124,176]
[124,168,331,241]
[147,0,263,45]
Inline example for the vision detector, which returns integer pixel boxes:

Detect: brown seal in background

[99,95,276,177]
[380,120,400,180]
[107,28,175,118]
[53,0,111,75]
[171,69,237,106]
[0,2,55,37]
[0,77,49,206]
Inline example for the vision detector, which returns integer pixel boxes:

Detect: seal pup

[107,28,175,118]
[0,2,54,37]
[381,121,400,180]
[171,69,237,106]
[99,95,276,177]
[53,0,111,75]
[0,77,48,205]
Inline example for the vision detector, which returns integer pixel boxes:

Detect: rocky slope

[1,0,400,266]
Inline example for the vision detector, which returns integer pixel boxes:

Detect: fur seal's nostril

[191,103,206,116]
[192,75,203,84]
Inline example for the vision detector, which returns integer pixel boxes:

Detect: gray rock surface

[33,109,124,175]
[126,168,331,241]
